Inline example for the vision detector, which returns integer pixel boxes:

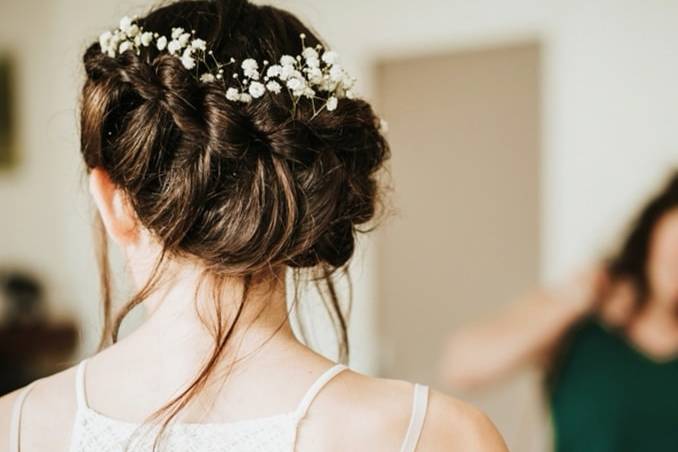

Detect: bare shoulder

[300,369,507,452]
[418,389,508,451]
[0,364,79,452]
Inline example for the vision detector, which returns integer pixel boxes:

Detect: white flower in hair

[99,31,113,52]
[305,55,320,69]
[141,32,153,46]
[266,65,282,78]
[302,86,315,98]
[280,55,296,66]
[127,24,140,38]
[119,16,133,33]
[181,48,196,69]
[241,59,260,79]
[119,41,133,54]
[168,40,182,55]
[242,59,258,71]
[178,32,191,48]
[191,39,207,51]
[96,18,378,121]
[322,50,339,65]
[302,47,318,61]
[249,81,266,98]
[226,87,240,101]
[279,65,298,81]
[286,77,304,92]
[156,36,168,51]
[307,67,323,84]
[266,80,282,94]
[329,65,344,82]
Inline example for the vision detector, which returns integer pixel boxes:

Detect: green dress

[549,319,678,452]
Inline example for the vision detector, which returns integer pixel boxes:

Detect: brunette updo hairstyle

[79,0,389,443]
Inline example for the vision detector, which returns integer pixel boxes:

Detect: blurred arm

[439,267,606,390]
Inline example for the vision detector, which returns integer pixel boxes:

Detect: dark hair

[606,170,678,304]
[79,0,390,447]
[545,169,678,390]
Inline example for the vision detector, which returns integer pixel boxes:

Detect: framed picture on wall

[0,55,16,169]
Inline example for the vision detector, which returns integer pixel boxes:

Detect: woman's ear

[89,167,140,246]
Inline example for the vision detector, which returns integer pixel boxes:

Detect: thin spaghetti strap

[74,359,89,409]
[399,383,430,452]
[294,364,348,420]
[8,382,38,452]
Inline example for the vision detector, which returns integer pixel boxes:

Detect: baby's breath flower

[326,96,338,111]
[249,81,266,98]
[127,24,140,38]
[266,65,282,78]
[322,50,339,65]
[307,67,323,84]
[302,47,318,61]
[167,40,181,55]
[241,59,260,79]
[156,36,168,51]
[280,55,296,66]
[329,65,344,82]
[226,87,240,101]
[279,65,297,81]
[181,48,196,69]
[242,58,258,71]
[302,86,315,98]
[178,32,191,48]
[305,55,320,69]
[191,39,207,51]
[266,80,282,94]
[99,31,112,52]
[119,16,133,33]
[140,31,153,46]
[118,41,133,54]
[98,15,365,121]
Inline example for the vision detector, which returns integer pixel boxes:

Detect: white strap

[294,364,347,419]
[75,359,89,409]
[400,384,429,452]
[8,382,38,452]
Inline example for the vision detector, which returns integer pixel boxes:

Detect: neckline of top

[594,320,678,366]
[74,359,348,428]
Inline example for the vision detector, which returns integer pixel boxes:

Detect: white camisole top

[9,360,430,452]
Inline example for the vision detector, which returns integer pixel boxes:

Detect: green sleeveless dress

[549,319,678,452]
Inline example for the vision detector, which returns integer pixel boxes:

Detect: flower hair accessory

[98,16,360,119]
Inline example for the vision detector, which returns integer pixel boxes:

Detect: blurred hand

[550,264,610,316]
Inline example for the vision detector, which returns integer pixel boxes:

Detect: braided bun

[80,0,390,274]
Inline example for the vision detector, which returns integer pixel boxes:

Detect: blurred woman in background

[441,171,678,452]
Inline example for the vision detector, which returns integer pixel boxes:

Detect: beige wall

[375,42,544,450]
